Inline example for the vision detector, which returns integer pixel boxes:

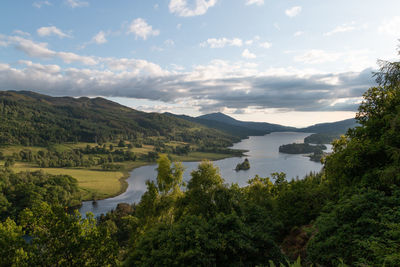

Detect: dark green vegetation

[235,158,250,171]
[169,112,297,138]
[279,143,327,163]
[0,91,239,149]
[2,54,400,266]
[299,118,358,134]
[279,143,326,154]
[304,133,341,144]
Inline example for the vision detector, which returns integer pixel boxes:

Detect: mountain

[169,112,358,139]
[194,112,296,136]
[299,118,358,134]
[166,113,267,138]
[0,91,238,147]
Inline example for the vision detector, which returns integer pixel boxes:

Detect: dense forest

[0,91,239,149]
[1,55,400,266]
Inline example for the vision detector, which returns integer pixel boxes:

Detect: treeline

[279,143,326,154]
[304,133,341,144]
[7,146,136,168]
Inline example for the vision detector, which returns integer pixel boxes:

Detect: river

[79,132,331,217]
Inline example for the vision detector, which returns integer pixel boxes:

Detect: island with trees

[235,158,250,171]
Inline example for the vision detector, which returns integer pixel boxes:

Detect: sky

[0,0,399,127]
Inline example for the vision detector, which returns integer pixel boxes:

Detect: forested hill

[168,112,296,138]
[298,118,358,134]
[198,112,297,132]
[0,91,238,147]
[168,111,356,138]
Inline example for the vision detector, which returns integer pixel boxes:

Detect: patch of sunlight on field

[11,163,124,200]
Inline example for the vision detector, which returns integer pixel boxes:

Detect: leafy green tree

[0,218,29,267]
[19,203,118,266]
[307,189,400,266]
[156,154,184,195]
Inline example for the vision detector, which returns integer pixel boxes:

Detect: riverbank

[80,132,326,217]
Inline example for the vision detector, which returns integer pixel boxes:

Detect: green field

[9,162,125,200]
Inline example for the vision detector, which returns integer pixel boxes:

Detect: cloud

[37,26,72,38]
[259,41,271,49]
[294,31,304,37]
[294,49,341,64]
[169,0,218,17]
[245,0,264,6]
[0,59,375,113]
[92,31,107,44]
[7,35,97,65]
[8,36,56,58]
[242,49,256,59]
[324,23,356,36]
[200,38,243,48]
[65,0,89,8]
[379,16,400,36]
[13,30,31,37]
[33,1,52,8]
[127,18,160,40]
[285,6,302,17]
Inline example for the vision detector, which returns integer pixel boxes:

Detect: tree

[19,203,118,266]
[118,140,125,147]
[156,154,184,195]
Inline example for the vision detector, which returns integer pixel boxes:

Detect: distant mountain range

[167,112,358,138]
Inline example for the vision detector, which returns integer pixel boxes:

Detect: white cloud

[200,37,243,48]
[177,24,182,30]
[33,1,52,8]
[294,31,304,37]
[169,0,218,17]
[245,0,264,6]
[92,31,107,44]
[58,52,97,65]
[65,0,89,8]
[37,26,71,38]
[259,41,272,49]
[13,30,31,37]
[273,23,281,30]
[285,6,302,17]
[128,18,160,40]
[242,49,256,59]
[379,16,400,36]
[294,49,341,64]
[7,35,97,65]
[324,23,356,36]
[9,36,56,58]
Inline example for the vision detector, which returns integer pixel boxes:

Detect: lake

[79,132,330,217]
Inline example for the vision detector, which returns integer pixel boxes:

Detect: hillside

[168,112,296,138]
[0,91,239,147]
[298,118,358,134]
[166,113,267,138]
[198,112,297,133]
[168,112,357,138]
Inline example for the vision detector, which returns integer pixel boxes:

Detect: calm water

[80,132,330,217]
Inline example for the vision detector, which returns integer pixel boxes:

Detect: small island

[235,158,250,171]
[279,143,327,163]
[279,143,326,154]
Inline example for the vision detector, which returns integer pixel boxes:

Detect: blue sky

[1,0,399,126]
